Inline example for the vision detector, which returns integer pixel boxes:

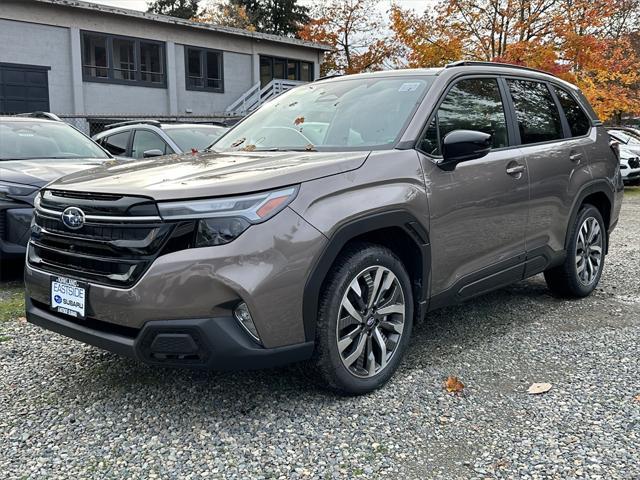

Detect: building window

[81,31,166,87]
[259,56,314,87]
[185,47,224,93]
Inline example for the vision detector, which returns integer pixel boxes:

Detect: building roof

[33,0,333,51]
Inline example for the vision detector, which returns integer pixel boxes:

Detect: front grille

[28,190,196,288]
[629,157,640,169]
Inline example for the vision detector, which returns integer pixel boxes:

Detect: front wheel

[544,204,606,297]
[312,243,414,395]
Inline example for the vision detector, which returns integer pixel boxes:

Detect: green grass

[0,284,25,322]
[624,186,640,197]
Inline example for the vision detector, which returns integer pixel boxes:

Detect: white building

[0,0,329,125]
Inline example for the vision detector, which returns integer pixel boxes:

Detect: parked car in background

[618,146,640,185]
[93,121,228,158]
[626,126,640,137]
[607,127,640,185]
[607,127,640,151]
[24,63,623,394]
[0,114,115,265]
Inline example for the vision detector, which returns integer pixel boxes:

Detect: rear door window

[420,77,508,156]
[507,79,563,145]
[131,130,171,158]
[102,131,130,156]
[553,86,591,137]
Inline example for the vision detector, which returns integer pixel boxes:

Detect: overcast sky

[84,0,435,15]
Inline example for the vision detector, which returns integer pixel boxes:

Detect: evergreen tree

[147,0,200,19]
[229,0,309,37]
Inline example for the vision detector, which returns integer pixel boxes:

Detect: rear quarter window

[553,86,591,137]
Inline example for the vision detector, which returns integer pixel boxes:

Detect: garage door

[0,63,50,114]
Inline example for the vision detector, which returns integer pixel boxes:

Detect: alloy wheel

[575,216,603,286]
[336,266,406,378]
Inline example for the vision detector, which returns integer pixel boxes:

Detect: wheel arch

[565,180,614,253]
[302,210,431,342]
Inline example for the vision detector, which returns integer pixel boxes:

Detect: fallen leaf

[240,144,256,152]
[305,143,316,151]
[633,394,640,403]
[294,116,305,126]
[527,382,552,395]
[191,148,198,155]
[17,317,27,323]
[444,376,464,394]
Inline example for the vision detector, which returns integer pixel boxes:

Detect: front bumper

[26,298,314,369]
[622,169,640,183]
[25,207,327,349]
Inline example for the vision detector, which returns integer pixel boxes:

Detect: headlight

[0,181,39,200]
[158,186,298,247]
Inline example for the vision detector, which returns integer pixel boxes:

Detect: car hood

[0,158,118,187]
[48,150,370,200]
[620,145,640,158]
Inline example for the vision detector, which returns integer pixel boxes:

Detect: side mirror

[143,149,164,158]
[438,130,492,171]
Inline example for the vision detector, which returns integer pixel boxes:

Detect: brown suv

[24,62,623,394]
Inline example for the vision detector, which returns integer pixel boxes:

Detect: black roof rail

[106,119,162,129]
[14,111,62,121]
[445,60,556,77]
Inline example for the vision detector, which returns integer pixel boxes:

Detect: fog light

[234,302,261,344]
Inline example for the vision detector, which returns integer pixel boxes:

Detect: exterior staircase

[226,79,305,115]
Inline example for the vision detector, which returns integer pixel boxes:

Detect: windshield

[608,129,640,145]
[0,120,110,161]
[213,76,434,152]
[164,126,228,152]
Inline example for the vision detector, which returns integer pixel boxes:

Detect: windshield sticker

[398,82,421,92]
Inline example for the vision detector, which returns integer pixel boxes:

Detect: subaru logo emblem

[61,206,85,230]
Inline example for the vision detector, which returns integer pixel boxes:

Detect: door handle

[506,164,526,175]
[569,152,583,162]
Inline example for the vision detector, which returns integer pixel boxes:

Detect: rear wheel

[544,204,606,297]
[313,243,413,395]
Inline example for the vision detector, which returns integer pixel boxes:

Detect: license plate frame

[50,276,88,319]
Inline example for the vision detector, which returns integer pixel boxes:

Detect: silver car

[93,121,228,159]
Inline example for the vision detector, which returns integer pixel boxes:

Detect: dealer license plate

[50,276,87,319]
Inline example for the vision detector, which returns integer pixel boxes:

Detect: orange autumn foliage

[388,0,640,120]
[298,0,396,75]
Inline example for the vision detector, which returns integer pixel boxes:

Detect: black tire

[312,242,414,395]
[544,204,606,298]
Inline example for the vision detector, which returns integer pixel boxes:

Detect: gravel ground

[1,188,639,480]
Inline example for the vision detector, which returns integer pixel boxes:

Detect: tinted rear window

[508,79,563,145]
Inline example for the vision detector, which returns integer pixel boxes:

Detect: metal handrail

[226,79,305,114]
